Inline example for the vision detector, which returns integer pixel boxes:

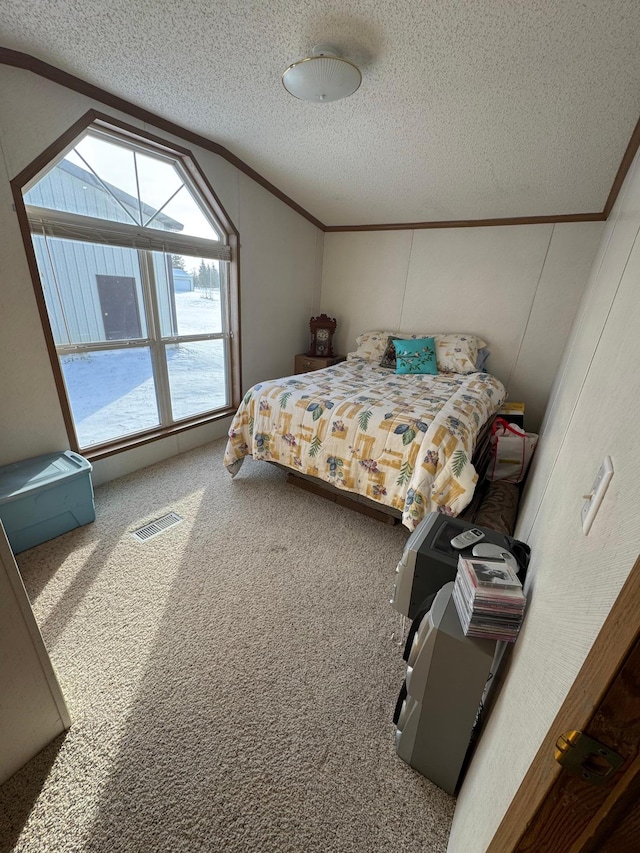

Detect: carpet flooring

[0,439,455,852]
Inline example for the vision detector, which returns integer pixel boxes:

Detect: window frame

[11,111,241,461]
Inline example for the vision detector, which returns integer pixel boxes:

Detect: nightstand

[294,354,345,374]
[497,402,525,429]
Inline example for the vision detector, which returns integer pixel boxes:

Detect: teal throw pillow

[394,337,438,375]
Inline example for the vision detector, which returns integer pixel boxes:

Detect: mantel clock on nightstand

[295,314,344,374]
[309,314,337,357]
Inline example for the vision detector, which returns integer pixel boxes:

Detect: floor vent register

[131,512,183,543]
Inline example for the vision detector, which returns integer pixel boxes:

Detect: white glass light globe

[282,47,361,103]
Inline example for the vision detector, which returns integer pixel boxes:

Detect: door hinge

[554,730,624,786]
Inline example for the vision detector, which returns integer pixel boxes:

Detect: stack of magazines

[452,556,526,643]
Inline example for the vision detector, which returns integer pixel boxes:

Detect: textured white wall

[0,67,321,482]
[234,172,323,390]
[0,150,69,461]
[321,222,602,431]
[447,143,640,851]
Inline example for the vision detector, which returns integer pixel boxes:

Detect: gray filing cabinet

[394,582,496,794]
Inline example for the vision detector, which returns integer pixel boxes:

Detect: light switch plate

[581,456,614,535]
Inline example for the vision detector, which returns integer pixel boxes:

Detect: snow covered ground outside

[61,290,227,447]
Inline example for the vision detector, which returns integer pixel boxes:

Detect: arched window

[20,119,238,453]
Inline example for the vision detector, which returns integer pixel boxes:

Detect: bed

[224,332,506,530]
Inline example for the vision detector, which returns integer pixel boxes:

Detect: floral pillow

[394,337,438,375]
[435,334,487,374]
[346,330,394,362]
[349,329,487,374]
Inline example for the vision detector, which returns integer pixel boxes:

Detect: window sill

[82,407,236,462]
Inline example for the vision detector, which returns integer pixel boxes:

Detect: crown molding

[603,113,640,219]
[1,47,638,232]
[324,212,605,232]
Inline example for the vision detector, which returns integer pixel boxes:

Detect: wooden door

[487,554,640,852]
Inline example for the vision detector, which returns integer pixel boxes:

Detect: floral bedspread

[223,359,505,530]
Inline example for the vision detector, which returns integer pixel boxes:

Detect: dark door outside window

[96,275,142,340]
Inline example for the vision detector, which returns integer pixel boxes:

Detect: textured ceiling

[3,1,640,226]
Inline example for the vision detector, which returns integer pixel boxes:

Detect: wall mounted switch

[581,456,614,535]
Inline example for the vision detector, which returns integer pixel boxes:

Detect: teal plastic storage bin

[0,451,95,553]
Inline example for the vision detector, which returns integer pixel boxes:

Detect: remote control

[450,528,485,549]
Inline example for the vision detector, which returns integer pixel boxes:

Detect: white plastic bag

[486,418,538,484]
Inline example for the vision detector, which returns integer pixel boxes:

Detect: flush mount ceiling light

[282,43,362,103]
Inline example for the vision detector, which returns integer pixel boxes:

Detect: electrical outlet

[581,457,614,535]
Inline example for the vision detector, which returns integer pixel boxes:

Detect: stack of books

[452,555,526,643]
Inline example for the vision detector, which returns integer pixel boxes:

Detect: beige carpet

[0,439,455,853]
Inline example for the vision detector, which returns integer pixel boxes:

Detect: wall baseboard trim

[0,47,637,233]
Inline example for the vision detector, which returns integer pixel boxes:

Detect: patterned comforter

[224,359,505,530]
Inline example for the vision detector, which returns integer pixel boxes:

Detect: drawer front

[294,354,344,374]
[295,355,325,373]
